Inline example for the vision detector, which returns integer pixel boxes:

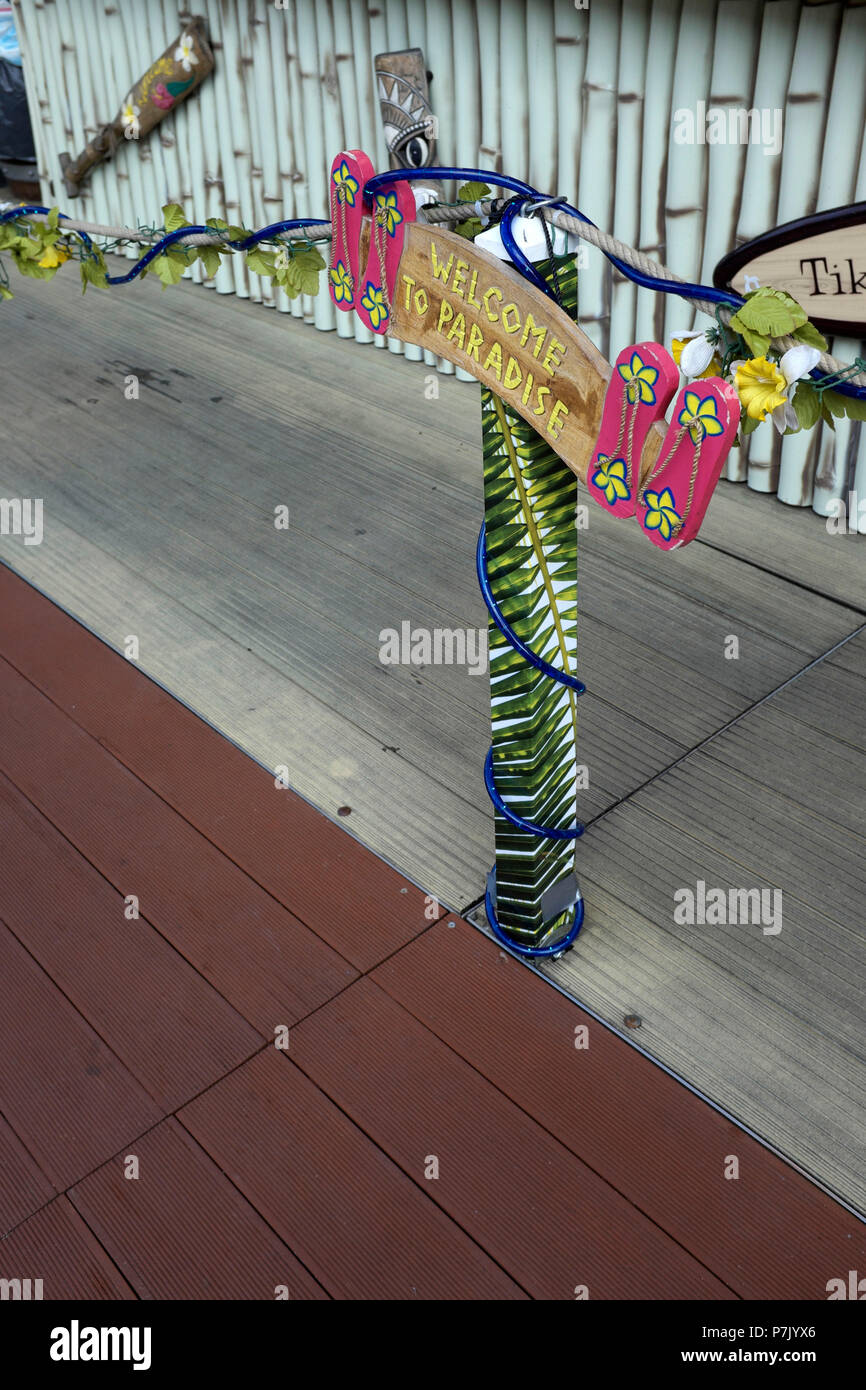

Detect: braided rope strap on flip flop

[613,381,643,498]
[336,184,354,296]
[639,422,704,537]
[372,201,391,316]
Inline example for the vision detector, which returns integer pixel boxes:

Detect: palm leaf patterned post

[483,254,582,953]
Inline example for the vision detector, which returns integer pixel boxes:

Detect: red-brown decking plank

[0,1197,135,1300]
[373,920,866,1300]
[179,1049,525,1300]
[69,1119,329,1300]
[0,565,441,970]
[0,652,356,1032]
[289,977,733,1300]
[0,771,264,1111]
[0,1114,56,1236]
[0,924,160,1190]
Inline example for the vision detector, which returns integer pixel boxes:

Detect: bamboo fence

[12,0,866,521]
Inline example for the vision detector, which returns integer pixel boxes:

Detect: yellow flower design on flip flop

[591,454,631,505]
[642,487,682,542]
[677,389,726,445]
[618,352,659,405]
[332,160,359,207]
[734,357,788,421]
[329,260,353,304]
[375,192,404,237]
[361,281,388,329]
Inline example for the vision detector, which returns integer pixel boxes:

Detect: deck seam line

[690,532,866,616]
[574,620,866,831]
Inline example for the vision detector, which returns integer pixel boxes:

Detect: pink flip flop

[353,176,416,336]
[328,150,375,314]
[586,343,679,518]
[636,380,740,550]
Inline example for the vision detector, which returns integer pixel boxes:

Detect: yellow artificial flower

[735,357,788,421]
[38,244,71,269]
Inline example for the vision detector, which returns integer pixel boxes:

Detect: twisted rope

[3,194,864,389]
[423,199,866,389]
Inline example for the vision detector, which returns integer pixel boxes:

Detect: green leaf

[823,389,847,418]
[820,402,836,431]
[730,286,807,338]
[837,390,866,422]
[197,246,222,279]
[0,283,13,301]
[162,202,188,234]
[457,181,491,203]
[792,319,829,352]
[205,216,228,232]
[245,247,277,276]
[454,216,482,241]
[151,251,187,287]
[729,319,771,359]
[80,255,108,293]
[740,413,761,436]
[46,206,60,232]
[792,381,821,431]
[287,247,325,295]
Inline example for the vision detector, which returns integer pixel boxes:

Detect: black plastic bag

[0,54,36,164]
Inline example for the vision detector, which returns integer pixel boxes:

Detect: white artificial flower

[678,331,716,379]
[771,345,822,434]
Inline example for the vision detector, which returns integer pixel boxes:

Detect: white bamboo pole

[577,0,622,356]
[609,0,649,361]
[635,0,682,347]
[725,1,798,493]
[96,0,148,259]
[526,0,557,196]
[553,0,586,226]
[421,0,462,374]
[200,0,250,298]
[807,3,866,516]
[774,2,842,507]
[662,0,717,352]
[699,0,761,482]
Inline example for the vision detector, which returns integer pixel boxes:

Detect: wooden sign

[388,221,667,487]
[714,203,866,335]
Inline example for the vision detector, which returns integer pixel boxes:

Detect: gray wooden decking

[2,263,864,1214]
